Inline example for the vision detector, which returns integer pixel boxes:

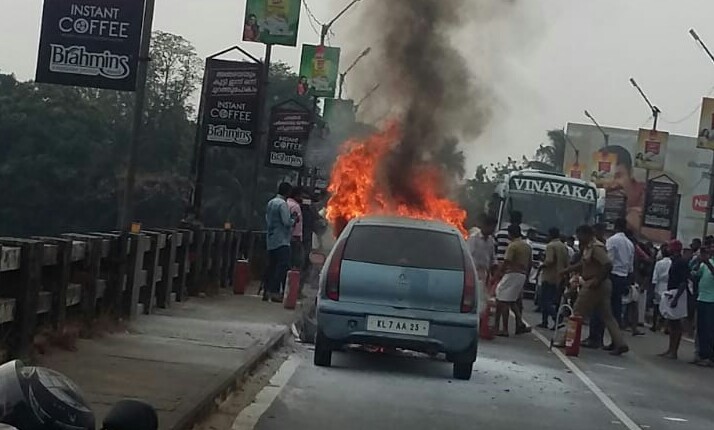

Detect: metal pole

[118,0,156,231]
[689,30,714,239]
[338,73,346,99]
[584,110,609,149]
[705,152,714,239]
[246,44,273,230]
[354,83,380,113]
[324,0,362,37]
[188,62,210,219]
[691,29,714,64]
[337,47,371,100]
[629,78,661,131]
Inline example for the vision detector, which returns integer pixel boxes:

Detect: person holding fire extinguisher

[560,225,629,356]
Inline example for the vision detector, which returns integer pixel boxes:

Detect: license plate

[366,316,430,336]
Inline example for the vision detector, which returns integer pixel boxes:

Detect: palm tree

[534,129,567,171]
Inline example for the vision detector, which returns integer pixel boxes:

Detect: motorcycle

[0,360,157,430]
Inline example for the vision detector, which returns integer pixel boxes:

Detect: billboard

[242,0,301,46]
[200,59,263,149]
[635,129,668,171]
[323,98,356,128]
[299,45,341,98]
[265,106,312,170]
[698,97,714,150]
[36,0,146,91]
[565,122,710,244]
[643,179,678,232]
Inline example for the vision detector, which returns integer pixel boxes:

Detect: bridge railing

[0,227,265,361]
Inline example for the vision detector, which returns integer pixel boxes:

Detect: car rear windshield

[343,225,463,271]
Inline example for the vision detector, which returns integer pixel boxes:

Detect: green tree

[0,31,203,236]
[433,137,466,181]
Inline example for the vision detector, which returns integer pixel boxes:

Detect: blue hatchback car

[314,216,479,380]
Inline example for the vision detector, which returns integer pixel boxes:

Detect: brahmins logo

[207,125,252,145]
[49,44,130,79]
[511,178,597,202]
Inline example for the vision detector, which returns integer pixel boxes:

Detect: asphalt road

[228,310,714,430]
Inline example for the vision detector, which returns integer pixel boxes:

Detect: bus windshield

[504,193,595,238]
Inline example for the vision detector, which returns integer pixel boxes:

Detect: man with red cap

[659,239,690,359]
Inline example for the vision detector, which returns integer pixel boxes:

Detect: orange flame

[326,122,467,237]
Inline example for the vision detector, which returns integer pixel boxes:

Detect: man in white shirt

[584,218,634,349]
[651,243,671,332]
[467,215,498,286]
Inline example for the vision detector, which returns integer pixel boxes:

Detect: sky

[3,0,714,173]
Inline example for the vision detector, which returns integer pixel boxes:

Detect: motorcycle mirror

[102,400,158,430]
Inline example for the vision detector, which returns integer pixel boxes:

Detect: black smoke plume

[359,0,493,206]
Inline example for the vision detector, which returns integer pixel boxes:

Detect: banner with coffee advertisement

[36,0,147,91]
[201,59,262,149]
[265,105,312,171]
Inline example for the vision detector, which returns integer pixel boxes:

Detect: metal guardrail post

[0,239,43,359]
[155,230,178,308]
[175,229,192,302]
[188,228,205,296]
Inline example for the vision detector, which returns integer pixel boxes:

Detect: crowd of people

[263,182,327,302]
[467,213,714,365]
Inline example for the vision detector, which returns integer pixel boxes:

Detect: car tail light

[461,252,476,313]
[325,240,346,301]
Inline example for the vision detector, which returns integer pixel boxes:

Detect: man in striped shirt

[495,211,523,263]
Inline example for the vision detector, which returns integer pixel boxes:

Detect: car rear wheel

[314,331,332,367]
[453,361,473,380]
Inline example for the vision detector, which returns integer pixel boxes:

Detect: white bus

[491,169,602,297]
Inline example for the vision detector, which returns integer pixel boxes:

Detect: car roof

[350,216,460,235]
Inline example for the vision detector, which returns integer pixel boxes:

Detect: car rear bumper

[317,300,478,359]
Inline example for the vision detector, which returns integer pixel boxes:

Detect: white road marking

[595,363,627,371]
[531,328,642,430]
[231,354,301,430]
[663,417,688,422]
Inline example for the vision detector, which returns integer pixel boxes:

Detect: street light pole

[690,28,714,239]
[320,0,362,45]
[338,47,371,99]
[354,83,380,112]
[629,78,661,131]
[562,128,580,166]
[117,0,156,231]
[584,110,610,148]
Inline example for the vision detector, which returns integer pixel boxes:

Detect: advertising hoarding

[36,0,147,91]
[200,59,263,149]
[565,122,708,243]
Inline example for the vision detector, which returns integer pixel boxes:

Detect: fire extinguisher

[283,270,301,310]
[479,298,497,340]
[565,315,583,357]
[233,260,250,295]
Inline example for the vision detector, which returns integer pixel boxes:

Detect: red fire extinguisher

[233,260,250,295]
[565,315,583,357]
[283,270,301,310]
[479,298,497,340]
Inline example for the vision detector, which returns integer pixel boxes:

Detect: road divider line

[232,354,301,430]
[530,328,641,430]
